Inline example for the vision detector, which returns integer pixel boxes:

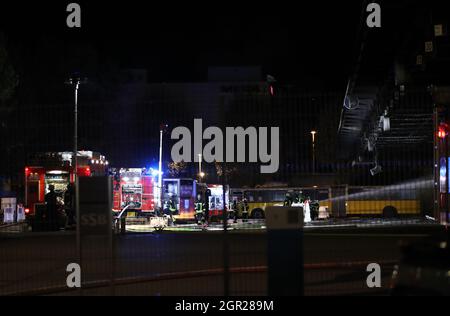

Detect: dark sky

[1,0,364,87]
[0,0,444,174]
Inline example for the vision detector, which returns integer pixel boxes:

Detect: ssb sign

[79,176,113,236]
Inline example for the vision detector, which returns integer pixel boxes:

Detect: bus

[230,183,429,219]
[341,185,428,217]
[229,187,328,219]
[315,183,430,218]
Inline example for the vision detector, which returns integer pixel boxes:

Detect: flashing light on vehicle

[47,170,65,175]
[149,168,163,177]
[76,167,91,176]
[438,123,449,139]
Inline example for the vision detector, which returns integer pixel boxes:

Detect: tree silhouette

[0,33,18,110]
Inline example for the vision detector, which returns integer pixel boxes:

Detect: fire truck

[203,184,229,219]
[162,178,197,220]
[24,151,108,215]
[162,178,228,221]
[112,168,157,216]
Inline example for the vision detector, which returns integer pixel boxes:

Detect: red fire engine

[162,178,197,220]
[112,168,157,215]
[205,184,229,218]
[24,151,108,215]
[162,178,228,221]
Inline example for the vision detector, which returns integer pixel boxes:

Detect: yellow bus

[229,187,328,219]
[320,184,429,217]
[344,186,422,217]
[230,184,428,219]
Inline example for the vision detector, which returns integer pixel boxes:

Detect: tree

[168,161,188,177]
[0,33,18,108]
[0,33,19,190]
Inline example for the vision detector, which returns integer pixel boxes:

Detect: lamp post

[311,131,317,174]
[198,153,203,183]
[66,74,86,287]
[158,128,163,208]
[158,124,168,209]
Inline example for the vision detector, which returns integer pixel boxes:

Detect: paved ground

[0,219,445,296]
[126,217,439,233]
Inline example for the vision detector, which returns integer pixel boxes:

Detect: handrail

[115,204,133,222]
[113,204,135,234]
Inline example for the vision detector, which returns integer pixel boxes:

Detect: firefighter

[291,190,305,206]
[45,185,57,230]
[64,183,75,229]
[243,198,249,220]
[309,199,320,221]
[231,199,238,223]
[299,191,306,203]
[164,195,177,226]
[239,198,249,222]
[283,191,293,207]
[195,194,204,225]
[290,191,312,223]
[293,191,301,204]
[168,197,177,226]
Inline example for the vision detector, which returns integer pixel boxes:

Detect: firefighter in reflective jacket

[283,191,293,207]
[164,196,177,226]
[195,194,205,225]
[239,198,249,221]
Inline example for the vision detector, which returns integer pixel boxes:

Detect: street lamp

[311,130,317,174]
[158,124,168,208]
[198,153,203,182]
[65,73,86,281]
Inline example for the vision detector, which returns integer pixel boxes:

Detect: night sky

[0,0,445,183]
[1,1,364,89]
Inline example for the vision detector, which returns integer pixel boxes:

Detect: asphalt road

[0,225,445,296]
